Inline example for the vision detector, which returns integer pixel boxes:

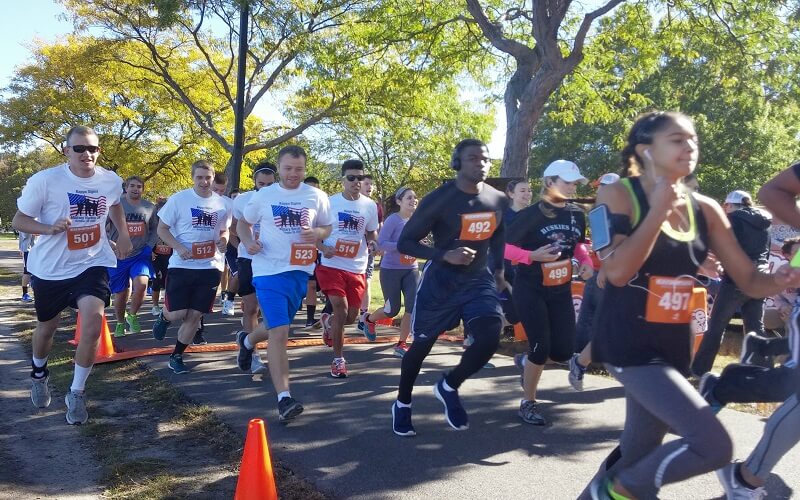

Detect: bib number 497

[645,276,693,323]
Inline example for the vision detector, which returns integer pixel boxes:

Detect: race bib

[192,240,216,260]
[459,212,497,241]
[645,276,694,324]
[67,225,101,250]
[154,244,172,255]
[290,243,317,265]
[334,239,360,258]
[126,221,145,237]
[542,259,572,287]
[399,254,417,265]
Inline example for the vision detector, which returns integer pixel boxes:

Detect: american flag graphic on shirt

[68,193,107,217]
[272,205,309,228]
[191,208,218,228]
[338,212,364,233]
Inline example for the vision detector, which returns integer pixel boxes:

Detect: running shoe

[433,376,468,430]
[740,332,772,368]
[278,397,304,422]
[192,330,208,345]
[699,372,723,414]
[568,353,586,391]
[126,312,141,334]
[717,462,767,500]
[392,402,416,437]
[152,312,171,341]
[151,306,161,317]
[114,322,126,338]
[589,476,616,500]
[236,331,253,371]
[21,293,33,303]
[321,313,333,347]
[168,354,189,374]
[250,353,267,374]
[358,311,377,341]
[518,400,546,425]
[393,341,409,358]
[222,299,235,316]
[330,358,348,378]
[30,373,51,408]
[514,353,525,388]
[305,318,316,328]
[65,390,88,425]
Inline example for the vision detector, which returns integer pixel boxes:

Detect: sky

[0,1,509,155]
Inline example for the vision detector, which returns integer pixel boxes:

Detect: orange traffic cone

[68,313,82,345]
[235,418,278,500]
[96,316,116,358]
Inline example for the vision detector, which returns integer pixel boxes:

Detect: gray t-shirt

[107,197,159,257]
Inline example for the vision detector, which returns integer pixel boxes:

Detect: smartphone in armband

[588,204,612,252]
[791,250,800,268]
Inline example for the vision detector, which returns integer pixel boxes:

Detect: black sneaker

[699,373,723,414]
[740,332,773,368]
[278,397,304,422]
[433,376,468,430]
[192,330,208,345]
[152,312,171,341]
[236,331,253,371]
[392,402,416,437]
[168,354,189,374]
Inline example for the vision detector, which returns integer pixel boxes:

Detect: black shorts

[165,268,222,313]
[237,258,255,297]
[22,251,30,275]
[151,254,170,291]
[225,244,239,276]
[513,282,575,365]
[31,267,110,322]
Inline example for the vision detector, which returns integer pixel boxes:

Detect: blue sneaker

[433,376,468,430]
[699,373,723,414]
[358,312,377,341]
[236,331,253,372]
[392,402,416,437]
[152,312,171,341]
[168,354,189,374]
[21,293,33,303]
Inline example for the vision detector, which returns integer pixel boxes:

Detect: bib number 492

[459,212,497,241]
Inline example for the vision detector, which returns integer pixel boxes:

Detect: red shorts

[315,264,366,308]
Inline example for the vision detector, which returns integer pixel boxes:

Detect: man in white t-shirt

[316,159,379,378]
[12,125,132,425]
[238,145,333,421]
[151,160,232,374]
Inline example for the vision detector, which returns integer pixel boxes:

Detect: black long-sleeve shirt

[397,181,508,274]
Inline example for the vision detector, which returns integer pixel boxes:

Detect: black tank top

[592,177,709,375]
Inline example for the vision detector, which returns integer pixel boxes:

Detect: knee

[467,316,501,349]
[692,413,733,469]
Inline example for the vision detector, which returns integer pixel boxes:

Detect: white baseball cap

[725,190,751,204]
[543,160,588,184]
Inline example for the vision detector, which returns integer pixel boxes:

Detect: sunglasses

[343,174,365,182]
[69,145,101,154]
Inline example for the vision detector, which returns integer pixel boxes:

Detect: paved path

[1,245,798,499]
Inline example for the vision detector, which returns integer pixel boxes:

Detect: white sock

[442,378,455,392]
[32,356,48,368]
[395,400,411,408]
[70,363,93,393]
[277,391,291,402]
[334,357,345,363]
[243,335,254,350]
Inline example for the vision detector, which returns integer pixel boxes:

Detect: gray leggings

[379,268,420,316]
[746,393,800,481]
[592,363,732,499]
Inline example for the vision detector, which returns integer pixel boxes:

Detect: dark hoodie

[724,206,772,282]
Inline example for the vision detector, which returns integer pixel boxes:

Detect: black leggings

[514,283,575,365]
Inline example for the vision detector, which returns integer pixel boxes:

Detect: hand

[529,243,561,263]
[299,226,317,243]
[177,245,192,260]
[772,264,800,288]
[494,271,511,294]
[320,244,335,259]
[778,303,792,321]
[578,263,594,280]
[597,268,607,289]
[650,176,680,217]
[367,240,378,253]
[443,246,476,266]
[50,217,72,235]
[216,236,227,253]
[115,237,133,259]
[245,239,263,255]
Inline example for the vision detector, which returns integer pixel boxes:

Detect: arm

[146,210,160,249]
[228,216,241,248]
[377,215,400,252]
[108,204,132,258]
[12,211,69,235]
[504,243,532,264]
[397,197,445,261]
[157,220,191,260]
[758,165,800,228]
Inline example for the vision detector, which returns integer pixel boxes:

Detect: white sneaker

[151,306,162,317]
[717,462,767,499]
[222,300,235,316]
[251,353,267,374]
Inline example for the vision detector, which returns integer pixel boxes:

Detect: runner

[584,111,800,500]
[212,172,238,317]
[360,186,419,357]
[357,173,384,333]
[498,179,532,335]
[151,160,232,373]
[504,159,588,425]
[316,159,379,378]
[230,161,276,374]
[12,125,132,425]
[237,145,332,421]
[150,195,170,316]
[106,176,158,337]
[303,175,323,327]
[391,138,509,437]
[18,231,36,302]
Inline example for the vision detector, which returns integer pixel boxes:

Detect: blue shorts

[253,271,309,329]
[410,262,502,343]
[108,248,154,294]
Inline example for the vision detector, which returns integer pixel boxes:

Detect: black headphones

[450,139,486,171]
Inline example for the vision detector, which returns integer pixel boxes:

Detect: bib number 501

[67,225,100,250]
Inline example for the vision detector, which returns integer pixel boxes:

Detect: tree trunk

[501,95,544,178]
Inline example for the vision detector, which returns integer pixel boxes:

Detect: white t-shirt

[17,163,123,280]
[321,193,380,274]
[157,188,232,271]
[233,190,258,260]
[243,182,332,277]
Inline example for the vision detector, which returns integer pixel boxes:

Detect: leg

[692,281,746,375]
[241,294,263,334]
[713,364,796,404]
[113,286,130,324]
[740,297,766,337]
[574,275,599,353]
[399,313,412,343]
[176,309,203,345]
[129,275,148,315]
[397,337,437,404]
[445,315,501,389]
[329,295,349,358]
[74,295,106,368]
[513,285,551,402]
[266,325,291,393]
